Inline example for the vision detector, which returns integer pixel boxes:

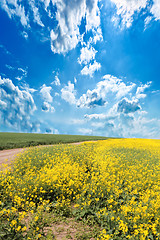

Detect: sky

[0,0,160,138]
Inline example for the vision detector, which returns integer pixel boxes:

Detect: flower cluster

[0,139,160,239]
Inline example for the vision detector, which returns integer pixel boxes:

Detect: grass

[0,132,108,150]
[0,139,160,239]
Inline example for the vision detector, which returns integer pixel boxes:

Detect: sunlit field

[0,139,160,239]
[0,132,108,150]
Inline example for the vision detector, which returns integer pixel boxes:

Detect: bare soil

[0,148,25,168]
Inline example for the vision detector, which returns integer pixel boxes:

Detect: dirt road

[0,148,25,167]
[0,141,96,168]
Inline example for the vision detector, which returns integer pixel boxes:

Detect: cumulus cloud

[41,102,55,112]
[61,74,137,109]
[78,46,97,65]
[40,84,53,103]
[85,110,160,138]
[0,0,102,54]
[80,74,160,138]
[0,76,38,132]
[61,81,76,104]
[77,90,106,108]
[40,84,55,112]
[110,0,148,28]
[150,0,160,21]
[81,60,101,77]
[110,0,160,28]
[117,98,141,114]
[50,0,102,54]
[135,82,151,99]
[77,74,135,108]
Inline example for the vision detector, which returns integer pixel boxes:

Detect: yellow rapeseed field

[0,139,160,239]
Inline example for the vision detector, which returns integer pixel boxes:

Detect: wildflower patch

[0,139,160,239]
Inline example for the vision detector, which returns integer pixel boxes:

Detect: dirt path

[0,141,96,168]
[0,148,25,167]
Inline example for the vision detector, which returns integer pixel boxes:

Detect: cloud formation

[117,98,141,114]
[40,84,53,103]
[0,76,38,132]
[61,81,76,104]
[41,102,55,112]
[50,0,101,54]
[76,74,160,138]
[0,0,29,27]
[81,60,101,77]
[52,76,61,86]
[78,46,97,65]
[110,0,160,28]
[40,84,55,112]
[0,0,102,54]
[77,74,135,108]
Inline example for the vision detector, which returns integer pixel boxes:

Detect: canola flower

[0,138,160,239]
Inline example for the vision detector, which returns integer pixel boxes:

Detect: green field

[0,132,108,150]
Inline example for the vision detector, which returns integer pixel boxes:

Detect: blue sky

[0,0,160,138]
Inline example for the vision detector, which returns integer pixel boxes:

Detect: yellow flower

[16,226,21,231]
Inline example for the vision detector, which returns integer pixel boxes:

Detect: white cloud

[78,128,93,135]
[74,78,77,84]
[40,84,53,103]
[77,74,135,108]
[77,89,107,108]
[29,0,44,27]
[85,110,160,139]
[41,101,55,112]
[110,0,160,28]
[0,0,102,54]
[40,84,55,112]
[0,76,38,132]
[144,16,152,30]
[17,67,28,80]
[0,0,29,27]
[135,82,151,99]
[79,73,160,138]
[85,113,117,121]
[61,81,76,104]
[103,75,136,99]
[81,60,101,77]
[20,83,37,93]
[78,46,97,65]
[52,76,61,86]
[117,98,141,114]
[110,0,148,28]
[21,31,29,39]
[151,0,160,21]
[50,0,102,54]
